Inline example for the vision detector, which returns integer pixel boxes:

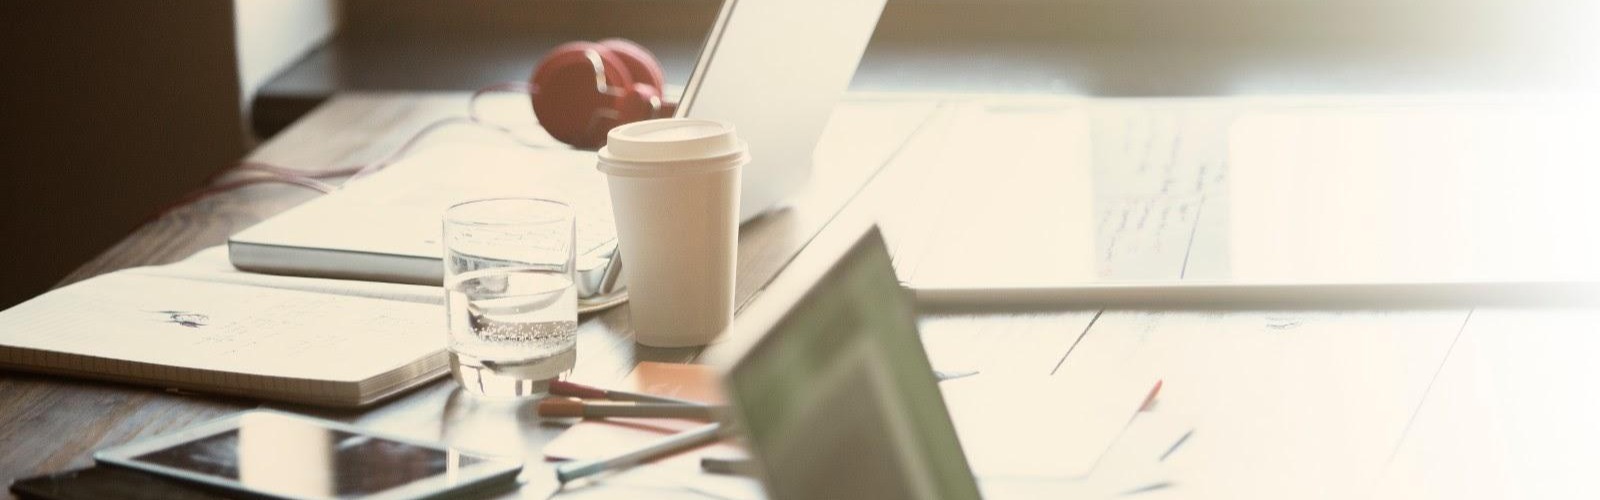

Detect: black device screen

[129,413,484,499]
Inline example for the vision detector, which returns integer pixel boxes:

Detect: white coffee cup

[597,119,748,347]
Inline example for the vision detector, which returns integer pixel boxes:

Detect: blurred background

[2,0,1597,308]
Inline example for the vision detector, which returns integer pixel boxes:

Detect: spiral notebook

[0,247,446,407]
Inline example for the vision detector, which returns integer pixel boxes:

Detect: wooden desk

[0,92,937,495]
[5,91,1598,499]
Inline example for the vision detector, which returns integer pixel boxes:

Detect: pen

[699,456,757,476]
[551,422,726,485]
[539,398,728,420]
[549,380,706,405]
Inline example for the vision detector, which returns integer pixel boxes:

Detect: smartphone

[94,410,521,500]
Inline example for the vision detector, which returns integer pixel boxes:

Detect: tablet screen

[724,227,981,500]
[129,413,483,499]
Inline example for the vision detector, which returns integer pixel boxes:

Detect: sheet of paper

[583,454,765,500]
[975,409,1193,500]
[916,312,1098,376]
[0,272,442,383]
[939,373,1159,479]
[1086,408,1196,497]
[1218,105,1600,283]
[1371,308,1600,500]
[881,98,1600,289]
[882,102,1099,287]
[1055,310,1466,499]
[874,99,1233,287]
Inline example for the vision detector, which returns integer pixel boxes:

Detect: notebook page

[0,272,443,384]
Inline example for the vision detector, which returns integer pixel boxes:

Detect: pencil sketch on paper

[150,310,209,328]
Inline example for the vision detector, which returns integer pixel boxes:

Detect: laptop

[227,0,887,302]
[680,0,888,218]
[706,221,983,500]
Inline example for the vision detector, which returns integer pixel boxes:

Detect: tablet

[94,410,521,500]
[709,222,982,500]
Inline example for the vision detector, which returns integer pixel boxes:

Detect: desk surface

[5,91,1599,499]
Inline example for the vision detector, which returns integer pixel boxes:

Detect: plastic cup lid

[598,119,748,177]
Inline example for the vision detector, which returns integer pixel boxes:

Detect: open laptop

[706,221,983,500]
[227,0,887,300]
[679,0,887,218]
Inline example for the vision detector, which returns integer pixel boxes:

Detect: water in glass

[446,266,576,398]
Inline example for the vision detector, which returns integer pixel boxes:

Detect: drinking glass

[443,198,577,399]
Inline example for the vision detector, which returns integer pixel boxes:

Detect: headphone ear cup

[597,38,666,94]
[531,41,637,149]
[613,83,664,125]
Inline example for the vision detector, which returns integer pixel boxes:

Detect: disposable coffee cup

[597,119,748,347]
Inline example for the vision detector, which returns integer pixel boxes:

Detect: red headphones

[529,38,677,150]
[171,38,679,214]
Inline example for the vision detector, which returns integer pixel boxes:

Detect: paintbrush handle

[539,399,727,420]
[549,380,705,405]
[584,402,726,419]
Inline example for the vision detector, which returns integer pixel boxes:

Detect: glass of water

[443,198,577,399]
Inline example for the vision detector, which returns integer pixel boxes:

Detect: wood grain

[2,94,470,487]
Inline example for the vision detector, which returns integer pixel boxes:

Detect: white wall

[234,0,340,124]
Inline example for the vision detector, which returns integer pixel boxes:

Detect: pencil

[1140,379,1163,412]
[549,380,705,405]
[539,398,728,420]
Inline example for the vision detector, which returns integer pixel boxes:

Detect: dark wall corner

[0,1,248,308]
